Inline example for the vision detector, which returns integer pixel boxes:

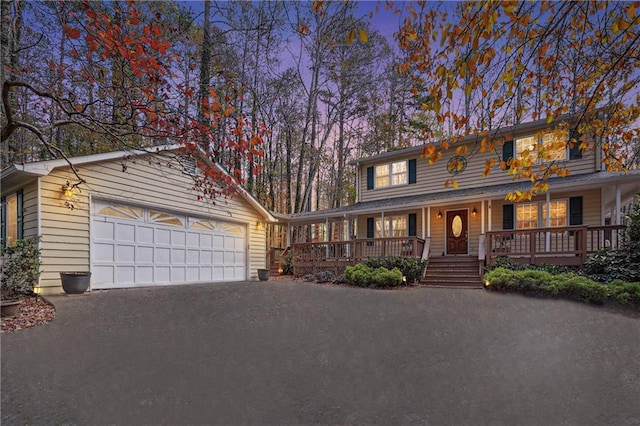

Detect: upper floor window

[375,161,407,188]
[1,191,23,247]
[515,131,568,162]
[516,200,567,229]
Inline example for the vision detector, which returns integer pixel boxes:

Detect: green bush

[344,263,404,288]
[483,267,640,307]
[1,236,42,300]
[280,250,293,275]
[363,256,427,283]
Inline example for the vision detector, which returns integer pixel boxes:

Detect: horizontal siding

[39,154,266,292]
[22,181,39,238]
[360,143,597,203]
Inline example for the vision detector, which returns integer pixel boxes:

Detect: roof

[353,114,576,166]
[286,170,640,223]
[0,145,276,222]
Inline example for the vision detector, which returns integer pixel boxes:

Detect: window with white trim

[375,160,407,188]
[516,200,567,229]
[515,131,567,162]
[375,216,407,237]
[1,191,23,247]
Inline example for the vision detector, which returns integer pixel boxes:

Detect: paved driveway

[2,281,639,425]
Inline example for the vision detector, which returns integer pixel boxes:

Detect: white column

[346,217,352,257]
[381,211,385,238]
[427,206,431,238]
[421,207,426,239]
[481,200,485,234]
[286,223,291,247]
[615,185,621,225]
[600,187,605,225]
[325,218,330,258]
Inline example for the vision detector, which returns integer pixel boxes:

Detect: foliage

[316,270,335,283]
[281,250,293,275]
[1,237,42,300]
[396,1,640,201]
[363,256,427,283]
[583,199,640,283]
[344,263,404,288]
[488,256,576,275]
[484,267,640,308]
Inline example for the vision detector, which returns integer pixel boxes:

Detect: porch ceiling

[287,171,640,223]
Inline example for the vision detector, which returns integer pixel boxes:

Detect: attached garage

[91,200,247,289]
[0,145,275,294]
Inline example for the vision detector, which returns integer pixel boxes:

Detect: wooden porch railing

[486,225,626,266]
[292,237,425,277]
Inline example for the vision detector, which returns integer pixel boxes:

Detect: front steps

[422,256,483,288]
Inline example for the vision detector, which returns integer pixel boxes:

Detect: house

[273,117,640,286]
[1,145,275,294]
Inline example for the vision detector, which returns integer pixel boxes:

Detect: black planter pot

[257,269,270,281]
[60,272,91,294]
[1,300,21,317]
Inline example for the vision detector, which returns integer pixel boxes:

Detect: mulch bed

[1,297,56,334]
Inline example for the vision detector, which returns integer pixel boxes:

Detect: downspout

[37,177,42,287]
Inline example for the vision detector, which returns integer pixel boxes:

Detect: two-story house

[272,117,640,286]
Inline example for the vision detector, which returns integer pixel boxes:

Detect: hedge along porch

[1,146,276,294]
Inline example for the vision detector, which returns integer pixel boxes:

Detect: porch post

[325,218,330,258]
[346,217,352,257]
[427,206,431,238]
[488,200,492,231]
[615,185,621,225]
[286,223,291,247]
[545,192,551,252]
[600,187,605,225]
[381,211,385,238]
[480,200,485,234]
[421,207,426,239]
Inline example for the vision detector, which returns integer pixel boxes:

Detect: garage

[91,200,247,289]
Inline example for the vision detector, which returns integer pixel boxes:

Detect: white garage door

[91,201,247,289]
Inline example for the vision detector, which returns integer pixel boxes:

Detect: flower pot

[60,272,91,294]
[1,300,21,317]
[257,268,270,281]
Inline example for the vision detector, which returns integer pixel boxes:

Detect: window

[375,216,407,237]
[515,131,567,162]
[1,191,23,247]
[516,200,567,229]
[375,164,389,188]
[374,161,407,188]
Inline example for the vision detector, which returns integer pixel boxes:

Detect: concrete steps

[422,256,483,288]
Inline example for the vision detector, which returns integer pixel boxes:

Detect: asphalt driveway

[2,281,639,425]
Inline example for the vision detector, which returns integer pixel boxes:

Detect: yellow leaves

[358,28,368,43]
[346,29,355,45]
[483,159,496,177]
[299,24,310,35]
[312,0,325,17]
[627,3,637,19]
[455,145,468,155]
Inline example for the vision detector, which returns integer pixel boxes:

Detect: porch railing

[292,237,425,277]
[486,225,626,266]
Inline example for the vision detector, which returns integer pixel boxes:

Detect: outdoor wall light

[472,207,478,217]
[62,181,75,199]
[437,210,443,219]
[256,221,264,230]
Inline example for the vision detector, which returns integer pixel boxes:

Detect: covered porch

[267,172,639,278]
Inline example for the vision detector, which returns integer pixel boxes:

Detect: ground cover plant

[343,263,405,288]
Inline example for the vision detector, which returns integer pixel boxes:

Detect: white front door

[91,201,246,289]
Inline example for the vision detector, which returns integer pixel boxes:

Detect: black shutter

[503,140,513,167]
[408,213,417,236]
[1,196,6,248]
[366,217,374,238]
[408,159,417,184]
[16,190,23,240]
[569,196,583,225]
[569,129,583,160]
[503,204,514,230]
[366,166,374,190]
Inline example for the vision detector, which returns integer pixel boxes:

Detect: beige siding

[360,142,597,203]
[39,155,266,292]
[22,180,39,238]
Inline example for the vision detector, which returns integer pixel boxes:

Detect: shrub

[363,256,427,283]
[1,236,42,300]
[280,250,293,275]
[344,263,404,288]
[316,270,335,283]
[483,267,638,307]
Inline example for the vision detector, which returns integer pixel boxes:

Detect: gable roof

[0,145,276,222]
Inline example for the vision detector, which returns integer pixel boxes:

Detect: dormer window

[375,160,407,188]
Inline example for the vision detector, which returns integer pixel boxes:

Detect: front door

[446,210,468,255]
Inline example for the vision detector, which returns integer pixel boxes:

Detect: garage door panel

[92,202,247,289]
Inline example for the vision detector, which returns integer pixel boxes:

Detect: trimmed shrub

[280,251,293,275]
[344,263,404,288]
[316,270,335,283]
[483,267,639,307]
[1,236,42,300]
[363,256,427,283]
